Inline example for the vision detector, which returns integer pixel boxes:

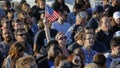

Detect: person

[67,4,81,25]
[33,19,58,56]
[51,10,71,34]
[67,53,84,68]
[104,37,120,68]
[82,32,97,65]
[32,0,45,21]
[36,40,61,68]
[66,12,87,44]
[55,32,69,57]
[110,11,120,35]
[0,28,15,67]
[95,16,113,51]
[15,55,37,68]
[52,0,70,13]
[54,54,72,68]
[68,30,84,54]
[105,0,120,18]
[86,5,104,31]
[85,53,107,68]
[14,28,33,55]
[2,42,27,68]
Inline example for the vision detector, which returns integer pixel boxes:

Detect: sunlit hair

[55,32,65,40]
[9,42,25,59]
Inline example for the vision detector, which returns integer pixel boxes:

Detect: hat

[113,30,120,37]
[113,11,120,20]
[93,5,104,13]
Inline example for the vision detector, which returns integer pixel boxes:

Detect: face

[14,22,24,30]
[2,29,12,42]
[37,0,45,9]
[114,18,120,25]
[72,55,81,67]
[84,34,94,47]
[76,17,87,26]
[57,34,67,46]
[100,17,110,31]
[112,0,120,6]
[7,11,14,18]
[48,44,61,58]
[15,31,27,43]
[112,46,120,57]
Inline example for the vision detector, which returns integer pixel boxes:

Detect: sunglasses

[17,33,26,36]
[58,36,67,40]
[74,59,81,63]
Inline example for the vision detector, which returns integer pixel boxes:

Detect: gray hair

[76,11,88,20]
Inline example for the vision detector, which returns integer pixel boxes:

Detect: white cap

[113,11,120,20]
[114,30,120,37]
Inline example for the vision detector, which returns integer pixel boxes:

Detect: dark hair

[110,37,120,48]
[93,53,106,66]
[46,40,59,51]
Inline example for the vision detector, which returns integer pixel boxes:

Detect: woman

[2,42,28,68]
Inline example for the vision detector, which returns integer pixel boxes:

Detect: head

[18,11,27,21]
[110,37,120,57]
[75,0,85,5]
[55,32,67,47]
[1,28,12,42]
[13,19,24,30]
[7,9,15,18]
[113,11,120,25]
[83,32,95,47]
[14,28,27,43]
[111,0,120,6]
[58,10,66,23]
[93,53,106,67]
[76,11,87,26]
[16,55,37,68]
[36,0,45,9]
[99,16,111,32]
[21,3,31,13]
[9,42,25,59]
[92,5,104,20]
[67,53,82,68]
[54,54,72,68]
[47,40,61,59]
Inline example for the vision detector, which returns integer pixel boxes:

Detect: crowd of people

[0,0,120,68]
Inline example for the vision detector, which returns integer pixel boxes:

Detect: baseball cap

[113,30,120,37]
[113,11,120,20]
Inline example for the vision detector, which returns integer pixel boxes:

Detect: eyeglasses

[74,59,81,63]
[17,33,26,36]
[58,36,67,40]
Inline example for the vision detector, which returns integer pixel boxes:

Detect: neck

[84,46,92,51]
[57,19,63,24]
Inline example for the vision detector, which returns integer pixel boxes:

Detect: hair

[82,32,94,41]
[54,54,67,67]
[74,29,84,41]
[93,53,106,67]
[14,28,26,35]
[9,42,25,59]
[16,55,36,68]
[46,40,59,51]
[55,32,65,40]
[110,37,120,49]
[73,48,85,68]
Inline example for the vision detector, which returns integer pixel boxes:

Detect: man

[51,10,71,34]
[104,37,120,68]
[0,28,14,67]
[14,28,33,55]
[82,32,97,64]
[86,5,104,30]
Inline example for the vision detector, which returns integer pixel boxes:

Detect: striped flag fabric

[45,4,59,22]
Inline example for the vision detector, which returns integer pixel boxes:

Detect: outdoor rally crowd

[0,0,120,68]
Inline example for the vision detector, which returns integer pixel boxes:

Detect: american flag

[45,4,59,22]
